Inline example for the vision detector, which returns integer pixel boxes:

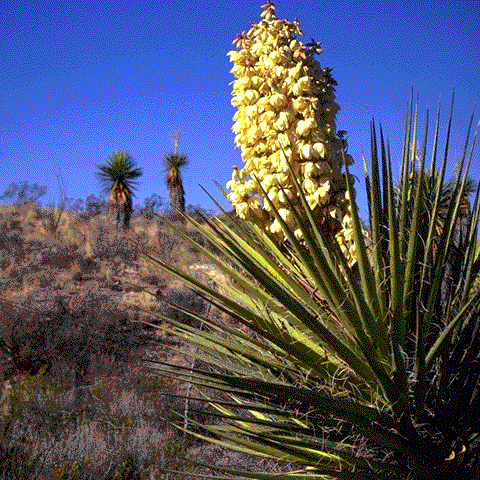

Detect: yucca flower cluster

[226,1,357,261]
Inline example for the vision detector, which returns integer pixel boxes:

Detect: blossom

[269,93,288,110]
[227,1,358,262]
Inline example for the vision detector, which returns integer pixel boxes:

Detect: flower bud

[244,89,260,104]
[269,93,288,110]
[269,219,282,233]
[289,39,301,51]
[292,76,311,96]
[312,142,326,158]
[274,111,291,131]
[296,118,316,137]
[303,178,317,194]
[301,144,314,159]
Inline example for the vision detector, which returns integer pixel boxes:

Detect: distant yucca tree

[96,151,142,230]
[163,152,188,214]
[140,88,480,480]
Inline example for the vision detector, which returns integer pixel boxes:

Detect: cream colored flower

[315,180,331,204]
[296,118,316,137]
[244,89,260,104]
[302,162,319,176]
[301,144,314,160]
[277,188,293,203]
[292,76,311,96]
[303,178,318,194]
[227,1,358,262]
[269,93,288,110]
[274,111,291,131]
[306,194,319,210]
[236,202,250,219]
[269,219,282,233]
[294,228,303,240]
[312,142,326,158]
[278,208,292,222]
[261,174,276,191]
[277,132,292,148]
[292,96,309,113]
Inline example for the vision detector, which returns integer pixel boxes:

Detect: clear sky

[1,0,479,217]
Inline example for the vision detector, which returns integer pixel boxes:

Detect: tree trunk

[168,182,185,214]
[109,196,132,230]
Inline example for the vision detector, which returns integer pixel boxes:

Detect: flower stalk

[227,1,356,261]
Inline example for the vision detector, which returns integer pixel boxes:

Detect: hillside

[0,202,279,479]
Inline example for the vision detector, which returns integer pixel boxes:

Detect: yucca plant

[137,5,480,480]
[96,151,142,230]
[140,94,480,480]
[163,153,188,214]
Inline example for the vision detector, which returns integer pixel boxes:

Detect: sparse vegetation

[0,197,250,479]
[1,3,478,479]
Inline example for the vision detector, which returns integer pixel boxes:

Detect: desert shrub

[52,460,92,480]
[0,181,47,205]
[0,340,176,479]
[35,243,79,269]
[156,288,210,329]
[63,197,86,212]
[0,358,228,480]
[0,367,62,479]
[49,453,145,480]
[0,218,23,273]
[0,366,71,438]
[94,231,139,265]
[0,293,150,389]
[133,193,165,219]
[159,210,185,224]
[84,194,108,216]
[0,440,43,479]
[0,237,99,298]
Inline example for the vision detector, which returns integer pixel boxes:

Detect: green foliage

[0,367,69,479]
[162,153,189,171]
[53,460,91,480]
[141,376,173,407]
[52,456,146,480]
[110,455,142,480]
[1,366,71,439]
[140,375,172,393]
[161,437,185,462]
[0,441,42,479]
[141,90,480,480]
[96,151,142,197]
[105,414,137,430]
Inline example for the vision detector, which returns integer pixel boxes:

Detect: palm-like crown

[96,151,142,200]
[162,153,188,187]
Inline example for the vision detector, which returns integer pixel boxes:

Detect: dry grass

[1,368,191,479]
[0,201,272,479]
[0,202,209,300]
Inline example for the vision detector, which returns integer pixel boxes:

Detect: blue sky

[1,0,479,217]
